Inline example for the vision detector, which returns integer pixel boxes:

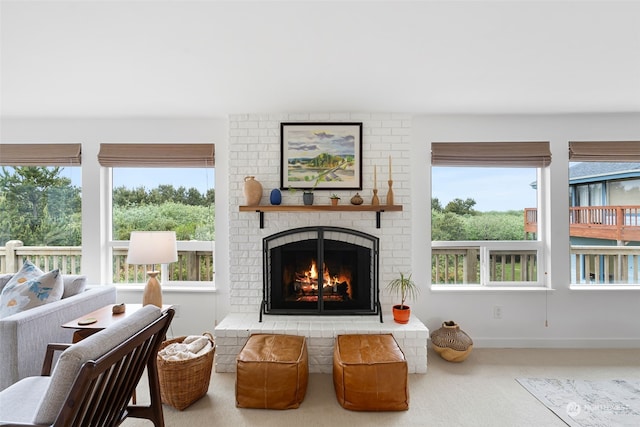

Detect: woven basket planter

[157,333,215,410]
[430,321,473,362]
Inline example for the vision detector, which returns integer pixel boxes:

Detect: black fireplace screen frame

[261,226,381,322]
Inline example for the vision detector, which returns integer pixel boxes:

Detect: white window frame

[431,167,548,290]
[108,240,214,288]
[103,167,215,289]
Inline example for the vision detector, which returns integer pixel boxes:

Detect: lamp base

[143,271,163,308]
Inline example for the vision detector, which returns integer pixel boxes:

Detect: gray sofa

[0,274,116,391]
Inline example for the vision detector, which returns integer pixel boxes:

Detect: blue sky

[60,167,214,194]
[112,168,214,194]
[432,167,537,212]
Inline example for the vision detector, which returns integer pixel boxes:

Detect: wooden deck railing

[0,240,214,282]
[525,205,640,242]
[432,245,640,285]
[570,245,640,284]
[432,245,539,285]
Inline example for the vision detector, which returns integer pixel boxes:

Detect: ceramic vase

[303,192,314,206]
[270,188,282,205]
[430,320,474,362]
[243,176,262,206]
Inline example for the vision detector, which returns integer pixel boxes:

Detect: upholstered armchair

[0,305,174,426]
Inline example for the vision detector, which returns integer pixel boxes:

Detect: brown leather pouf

[333,334,409,411]
[236,334,308,409]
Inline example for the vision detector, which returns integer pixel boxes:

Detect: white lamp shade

[126,231,178,265]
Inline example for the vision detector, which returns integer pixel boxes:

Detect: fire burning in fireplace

[291,260,352,301]
[262,226,380,319]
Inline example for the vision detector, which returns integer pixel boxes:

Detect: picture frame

[280,122,363,191]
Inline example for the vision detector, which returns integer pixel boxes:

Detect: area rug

[516,378,640,426]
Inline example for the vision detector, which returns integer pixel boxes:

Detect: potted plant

[302,177,320,206]
[386,272,419,324]
[330,194,340,206]
[302,190,314,205]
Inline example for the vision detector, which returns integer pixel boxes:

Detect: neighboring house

[570,162,640,209]
[567,162,640,284]
[569,162,640,247]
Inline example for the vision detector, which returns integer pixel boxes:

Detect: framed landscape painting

[280,122,363,190]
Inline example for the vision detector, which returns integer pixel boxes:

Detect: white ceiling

[1,0,639,118]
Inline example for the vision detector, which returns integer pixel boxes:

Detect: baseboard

[457,337,640,349]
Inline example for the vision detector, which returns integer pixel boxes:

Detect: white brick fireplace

[214,112,428,373]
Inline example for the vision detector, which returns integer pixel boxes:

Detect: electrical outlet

[173,304,180,318]
[493,305,503,319]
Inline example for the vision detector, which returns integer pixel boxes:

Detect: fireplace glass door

[263,227,379,316]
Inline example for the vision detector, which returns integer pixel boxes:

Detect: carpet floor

[122,347,640,427]
[516,378,640,426]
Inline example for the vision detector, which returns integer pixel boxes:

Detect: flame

[295,260,352,299]
[310,261,318,280]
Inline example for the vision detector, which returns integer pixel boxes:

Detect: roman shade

[431,142,551,167]
[98,143,214,167]
[569,141,640,162]
[0,143,81,166]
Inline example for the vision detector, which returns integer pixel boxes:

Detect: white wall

[412,113,640,347]
[2,113,639,346]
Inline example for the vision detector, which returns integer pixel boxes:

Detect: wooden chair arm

[41,343,72,376]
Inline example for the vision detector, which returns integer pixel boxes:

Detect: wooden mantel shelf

[239,205,402,213]
[239,204,402,228]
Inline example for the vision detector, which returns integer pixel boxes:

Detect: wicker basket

[157,332,215,410]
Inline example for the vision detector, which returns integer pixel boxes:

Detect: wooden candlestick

[371,188,380,206]
[372,164,380,205]
[387,180,394,206]
[374,165,377,189]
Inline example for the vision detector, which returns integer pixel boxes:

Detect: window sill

[570,285,640,291]
[112,284,217,293]
[430,285,553,292]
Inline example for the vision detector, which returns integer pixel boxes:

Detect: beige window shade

[569,141,640,162]
[98,143,215,167]
[0,143,81,166]
[431,142,551,167]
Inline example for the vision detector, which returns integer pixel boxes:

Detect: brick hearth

[214,313,429,374]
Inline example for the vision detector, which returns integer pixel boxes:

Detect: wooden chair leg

[147,358,165,426]
[128,357,164,426]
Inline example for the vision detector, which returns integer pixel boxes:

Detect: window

[431,142,550,288]
[568,141,640,286]
[98,143,215,286]
[0,144,82,274]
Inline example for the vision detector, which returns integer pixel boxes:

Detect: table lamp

[126,231,178,307]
